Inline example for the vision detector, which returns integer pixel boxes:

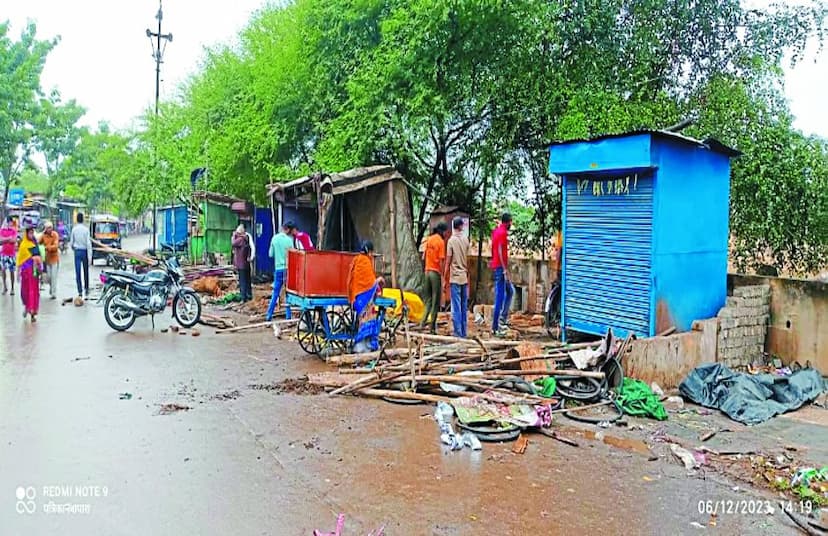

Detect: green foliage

[122,0,827,273]
[688,70,828,274]
[59,124,133,213]
[0,21,57,210]
[16,168,49,193]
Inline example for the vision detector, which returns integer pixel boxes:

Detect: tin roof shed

[549,130,739,340]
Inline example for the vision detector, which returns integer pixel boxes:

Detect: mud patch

[249,377,326,395]
[212,390,242,401]
[158,403,192,415]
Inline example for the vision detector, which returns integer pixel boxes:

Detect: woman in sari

[17,223,43,322]
[346,241,384,353]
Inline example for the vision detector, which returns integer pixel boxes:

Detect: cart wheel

[321,309,350,355]
[379,309,399,347]
[297,309,323,354]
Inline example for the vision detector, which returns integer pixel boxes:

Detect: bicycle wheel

[297,309,324,354]
[321,309,350,355]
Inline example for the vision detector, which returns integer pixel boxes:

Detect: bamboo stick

[329,371,407,396]
[356,388,451,403]
[408,332,524,347]
[484,369,605,379]
[552,400,611,414]
[215,318,298,334]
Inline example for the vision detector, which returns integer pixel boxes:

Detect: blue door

[562,174,654,338]
[254,207,274,274]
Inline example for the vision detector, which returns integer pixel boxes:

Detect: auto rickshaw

[91,214,122,264]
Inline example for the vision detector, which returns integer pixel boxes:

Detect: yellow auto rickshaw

[90,214,122,264]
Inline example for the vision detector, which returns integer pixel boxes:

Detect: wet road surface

[0,237,802,535]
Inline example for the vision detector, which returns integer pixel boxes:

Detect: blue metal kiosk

[549,130,739,339]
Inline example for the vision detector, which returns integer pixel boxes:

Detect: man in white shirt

[70,213,93,298]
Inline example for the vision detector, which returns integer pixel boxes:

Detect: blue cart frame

[285,292,399,355]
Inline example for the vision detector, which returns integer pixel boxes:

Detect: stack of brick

[716,285,771,368]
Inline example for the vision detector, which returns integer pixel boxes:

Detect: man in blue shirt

[266,221,296,321]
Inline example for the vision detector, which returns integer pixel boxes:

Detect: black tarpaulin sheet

[679,363,826,425]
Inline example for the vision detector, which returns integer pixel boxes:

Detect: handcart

[285,250,405,355]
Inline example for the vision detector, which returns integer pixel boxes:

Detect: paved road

[0,236,803,535]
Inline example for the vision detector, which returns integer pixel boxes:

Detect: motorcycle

[99,256,201,332]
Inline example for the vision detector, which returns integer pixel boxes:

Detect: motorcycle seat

[106,270,146,282]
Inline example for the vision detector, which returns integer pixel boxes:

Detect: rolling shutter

[563,174,653,337]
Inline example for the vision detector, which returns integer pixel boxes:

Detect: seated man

[346,241,384,353]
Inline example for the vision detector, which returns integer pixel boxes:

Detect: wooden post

[388,181,398,289]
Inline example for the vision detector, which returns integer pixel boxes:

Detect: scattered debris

[537,428,579,447]
[249,377,326,395]
[512,434,529,454]
[671,444,699,471]
[157,403,192,415]
[211,390,242,401]
[313,513,385,536]
[191,329,201,337]
[71,356,91,362]
[118,392,132,400]
[200,313,236,330]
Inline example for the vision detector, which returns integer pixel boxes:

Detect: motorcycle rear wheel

[104,292,136,332]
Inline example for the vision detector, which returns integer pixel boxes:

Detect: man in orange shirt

[38,220,61,299]
[421,222,447,333]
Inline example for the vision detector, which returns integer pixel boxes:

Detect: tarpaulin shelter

[266,166,424,292]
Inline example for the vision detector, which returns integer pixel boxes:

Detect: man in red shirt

[490,212,514,335]
[291,226,315,251]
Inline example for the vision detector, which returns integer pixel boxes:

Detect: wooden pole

[356,388,451,403]
[388,181,398,289]
[328,371,407,396]
[483,369,605,379]
[215,318,298,334]
[409,332,524,347]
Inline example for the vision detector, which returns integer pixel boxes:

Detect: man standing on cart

[266,221,295,322]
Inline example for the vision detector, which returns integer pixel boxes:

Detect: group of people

[230,211,513,351]
[420,212,513,338]
[0,213,94,322]
[230,220,315,320]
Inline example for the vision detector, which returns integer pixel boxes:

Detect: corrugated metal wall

[202,202,237,256]
[563,175,654,337]
[160,206,188,247]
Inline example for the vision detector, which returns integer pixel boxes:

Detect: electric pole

[146,0,173,251]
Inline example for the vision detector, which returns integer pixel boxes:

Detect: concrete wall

[624,318,718,389]
[730,274,828,372]
[468,255,554,313]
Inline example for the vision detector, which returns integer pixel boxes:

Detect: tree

[59,124,133,213]
[36,90,85,197]
[688,69,828,274]
[131,0,828,271]
[0,21,56,213]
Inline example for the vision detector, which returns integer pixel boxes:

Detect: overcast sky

[5,0,828,137]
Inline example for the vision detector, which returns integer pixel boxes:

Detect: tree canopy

[6,2,826,273]
[124,0,827,274]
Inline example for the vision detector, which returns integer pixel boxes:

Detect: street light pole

[146,0,173,251]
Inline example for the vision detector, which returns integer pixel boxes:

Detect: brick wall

[716,284,771,368]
